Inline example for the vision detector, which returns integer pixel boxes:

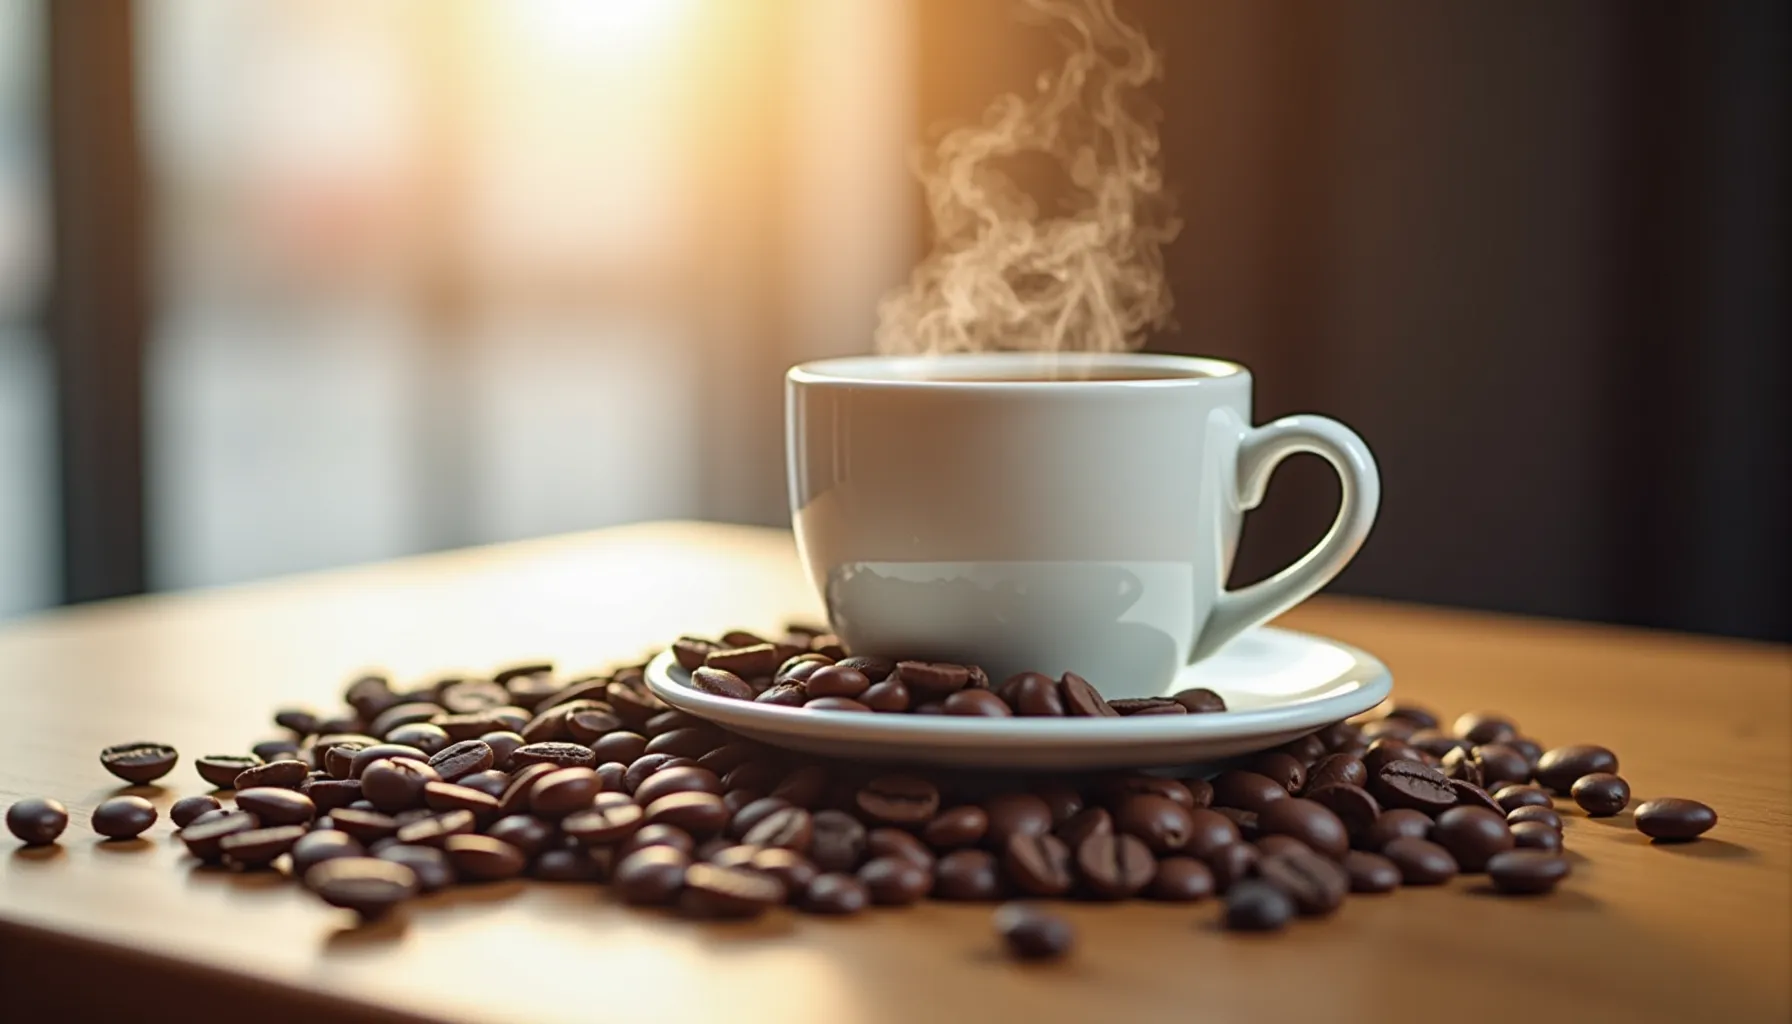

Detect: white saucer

[643,626,1391,769]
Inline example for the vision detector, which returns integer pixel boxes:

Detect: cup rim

[787,351,1247,389]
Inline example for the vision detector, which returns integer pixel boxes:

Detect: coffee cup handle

[1192,414,1381,662]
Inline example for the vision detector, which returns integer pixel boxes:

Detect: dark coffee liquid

[917,366,1210,382]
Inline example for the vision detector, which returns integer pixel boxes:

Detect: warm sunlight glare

[505,0,700,68]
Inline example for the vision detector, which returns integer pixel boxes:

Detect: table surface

[1,521,1787,1024]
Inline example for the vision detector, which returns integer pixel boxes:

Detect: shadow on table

[9,845,65,865]
[92,838,154,854]
[1462,884,1601,910]
[1640,837,1755,861]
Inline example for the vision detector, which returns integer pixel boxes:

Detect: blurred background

[0,0,1785,641]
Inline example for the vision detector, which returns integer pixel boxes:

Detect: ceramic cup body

[786,352,1379,699]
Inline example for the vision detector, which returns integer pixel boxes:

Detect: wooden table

[1,522,1787,1023]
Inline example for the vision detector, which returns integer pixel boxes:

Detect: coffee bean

[1210,770,1289,813]
[1429,806,1515,872]
[395,810,477,848]
[1571,773,1630,817]
[1107,697,1186,716]
[1255,845,1348,915]
[587,731,649,766]
[330,808,401,845]
[1487,849,1571,894]
[1206,842,1259,892]
[385,722,450,756]
[690,666,755,701]
[1113,794,1196,855]
[705,644,782,678]
[236,788,317,827]
[308,857,418,917]
[170,795,222,828]
[858,856,933,905]
[1182,808,1244,859]
[775,654,832,685]
[367,844,450,893]
[1343,850,1401,893]
[982,793,1053,848]
[91,796,157,840]
[1534,744,1619,794]
[1147,856,1214,901]
[1000,672,1064,716]
[1372,760,1458,814]
[1055,806,1113,848]
[643,792,729,838]
[1494,785,1553,812]
[528,846,601,882]
[921,806,988,850]
[994,902,1075,959]
[856,775,940,825]
[933,849,1002,900]
[1449,780,1504,815]
[565,708,625,745]
[744,806,814,852]
[524,767,603,818]
[1382,836,1458,885]
[195,754,262,789]
[673,637,716,671]
[613,846,691,904]
[348,744,430,779]
[851,679,906,712]
[1224,880,1294,931]
[272,706,320,736]
[1362,737,1423,776]
[804,696,874,712]
[1509,736,1544,771]
[1059,672,1118,717]
[1100,775,1198,809]
[1507,805,1563,830]
[1254,835,1308,859]
[360,758,441,814]
[178,810,258,862]
[830,655,891,681]
[98,742,179,785]
[809,810,868,872]
[1257,797,1350,860]
[510,742,598,771]
[1213,807,1259,841]
[1472,744,1531,789]
[1243,752,1307,794]
[1074,832,1154,898]
[771,765,831,808]
[1453,712,1518,745]
[1004,833,1074,896]
[1511,821,1563,852]
[290,830,364,875]
[305,779,364,814]
[220,824,305,867]
[801,873,870,915]
[1171,687,1228,713]
[426,739,495,782]
[1304,784,1381,846]
[367,702,444,739]
[1305,754,1368,792]
[234,759,309,791]
[1409,729,1471,759]
[941,689,1013,716]
[678,863,785,919]
[892,661,970,698]
[866,827,934,869]
[796,665,865,700]
[1634,798,1717,841]
[1439,746,1482,786]
[443,834,526,881]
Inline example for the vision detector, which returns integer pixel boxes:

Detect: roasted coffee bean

[1147,856,1214,901]
[1100,775,1199,809]
[1343,850,1401,893]
[531,846,603,882]
[435,711,517,743]
[1471,744,1531,789]
[1494,785,1553,812]
[253,740,302,762]
[290,830,364,875]
[1055,807,1113,848]
[510,742,597,771]
[527,768,603,818]
[856,775,941,825]
[1511,821,1563,852]
[100,742,180,785]
[912,702,946,715]
[1107,697,1186,716]
[994,903,1076,959]
[1206,841,1259,892]
[695,742,759,777]
[234,759,309,791]
[635,766,722,808]
[1570,772,1630,817]
[704,644,782,679]
[444,834,526,881]
[1304,784,1380,845]
[1171,687,1227,713]
[867,827,934,869]
[728,796,793,839]
[217,824,304,867]
[922,806,988,850]
[1453,712,1518,746]
[891,661,969,698]
[1279,733,1329,765]
[756,682,810,707]
[1634,798,1717,841]
[673,637,717,671]
[360,758,441,814]
[1112,794,1195,855]
[170,795,222,828]
[852,680,906,712]
[565,708,624,744]
[195,754,262,789]
[367,702,444,739]
[474,815,551,859]
[1362,737,1424,777]
[1059,672,1118,717]
[309,856,417,917]
[1534,744,1619,794]
[1439,746,1482,785]
[691,667,755,701]
[804,696,872,712]
[1257,797,1350,860]
[178,810,258,861]
[800,665,868,700]
[617,822,696,862]
[1224,880,1294,931]
[1255,845,1348,915]
[1487,849,1571,894]
[809,810,868,872]
[1450,780,1504,815]
[348,744,430,779]
[933,849,1002,900]
[1409,729,1471,759]
[1305,754,1368,792]
[497,763,559,815]
[1182,808,1244,860]
[775,654,832,685]
[330,808,400,845]
[1429,806,1515,872]
[323,743,369,780]
[1243,752,1307,794]
[1000,672,1065,716]
[1210,770,1289,813]
[344,674,397,719]
[771,765,831,807]
[305,779,364,814]
[370,844,451,893]
[1075,833,1154,898]
[273,707,320,736]
[643,792,729,838]
[1506,804,1563,831]
[1213,807,1259,841]
[421,782,501,817]
[439,679,510,715]
[1004,833,1074,896]
[1034,783,1086,824]
[743,806,814,852]
[1382,836,1458,885]
[942,689,1013,716]
[1254,835,1308,859]
[982,793,1054,848]
[1372,760,1458,814]
[1383,704,1439,729]
[427,740,495,782]
[1509,736,1544,770]
[801,873,870,915]
[832,655,892,681]
[679,862,785,918]
[385,723,450,756]
[645,726,727,760]
[394,810,477,848]
[613,846,690,905]
[588,731,649,767]
[91,796,157,839]
[858,856,933,905]
[236,787,317,827]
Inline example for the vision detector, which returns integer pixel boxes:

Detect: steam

[874,0,1179,356]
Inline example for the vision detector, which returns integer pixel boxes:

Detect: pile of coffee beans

[677,629,1226,717]
[3,624,1722,961]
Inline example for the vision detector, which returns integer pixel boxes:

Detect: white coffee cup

[785,352,1380,700]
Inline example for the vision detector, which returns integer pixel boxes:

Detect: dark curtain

[914,0,1789,642]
